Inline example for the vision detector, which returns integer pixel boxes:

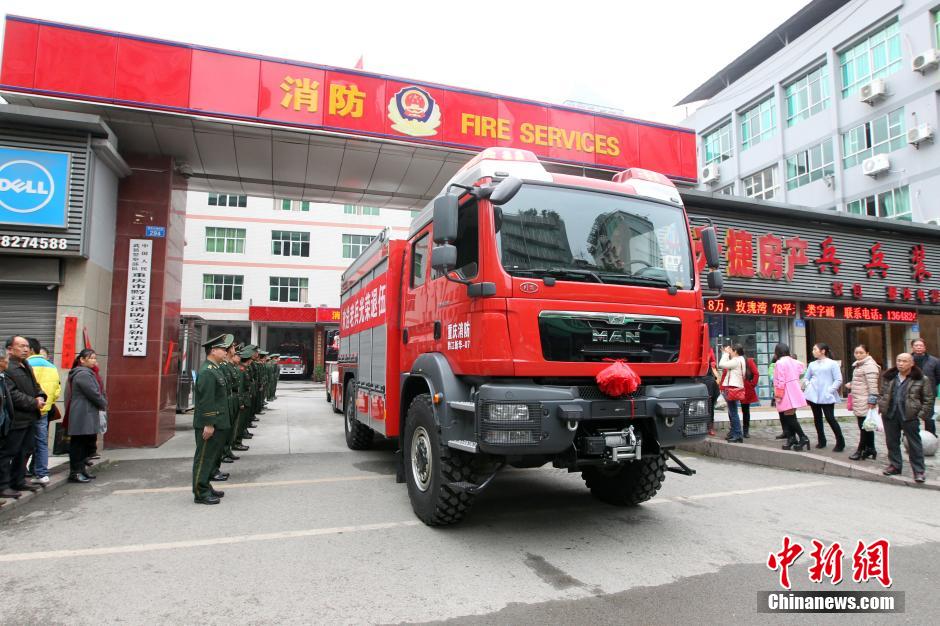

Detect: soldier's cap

[237,345,257,358]
[202,333,234,350]
[258,350,269,356]
[270,353,280,359]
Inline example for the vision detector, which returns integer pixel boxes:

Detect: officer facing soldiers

[192,334,233,505]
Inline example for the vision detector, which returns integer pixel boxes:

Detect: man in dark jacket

[911,339,939,435]
[877,353,932,483]
[0,336,47,499]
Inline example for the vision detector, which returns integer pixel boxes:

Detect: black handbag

[52,421,70,455]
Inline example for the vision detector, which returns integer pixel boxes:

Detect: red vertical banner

[61,316,77,369]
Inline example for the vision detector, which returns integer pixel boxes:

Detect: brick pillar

[105,155,186,447]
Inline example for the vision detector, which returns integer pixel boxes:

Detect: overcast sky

[1,0,809,125]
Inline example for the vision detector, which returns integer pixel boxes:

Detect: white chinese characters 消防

[447,320,471,351]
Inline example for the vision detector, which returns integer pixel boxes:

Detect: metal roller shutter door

[0,285,58,352]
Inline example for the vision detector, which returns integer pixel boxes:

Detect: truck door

[402,228,435,367]
[433,199,479,368]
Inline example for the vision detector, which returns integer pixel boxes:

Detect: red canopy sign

[0,16,697,181]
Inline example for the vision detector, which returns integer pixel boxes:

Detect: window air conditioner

[701,164,720,185]
[907,124,934,147]
[859,78,887,104]
[862,154,890,177]
[912,49,940,73]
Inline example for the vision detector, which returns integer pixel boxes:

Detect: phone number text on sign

[1,235,68,250]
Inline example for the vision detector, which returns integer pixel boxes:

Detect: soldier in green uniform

[232,345,254,451]
[257,351,270,413]
[192,334,234,505]
[218,342,241,466]
[269,354,280,400]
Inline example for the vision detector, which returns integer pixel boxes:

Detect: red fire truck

[335,148,722,525]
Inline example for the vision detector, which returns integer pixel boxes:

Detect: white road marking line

[0,521,423,563]
[112,475,387,495]
[646,480,831,505]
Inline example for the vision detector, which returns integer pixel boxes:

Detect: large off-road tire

[404,394,477,526]
[344,383,373,450]
[582,453,667,506]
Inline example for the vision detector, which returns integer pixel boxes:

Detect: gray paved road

[1,382,936,624]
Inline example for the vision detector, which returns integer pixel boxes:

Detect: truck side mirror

[707,270,723,291]
[431,244,457,272]
[489,176,522,206]
[700,226,721,269]
[433,195,458,244]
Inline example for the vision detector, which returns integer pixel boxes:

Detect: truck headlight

[487,403,530,422]
[683,399,709,418]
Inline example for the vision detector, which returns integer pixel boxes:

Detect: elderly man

[877,353,931,483]
[911,338,939,436]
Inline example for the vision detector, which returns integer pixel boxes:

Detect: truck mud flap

[664,449,696,476]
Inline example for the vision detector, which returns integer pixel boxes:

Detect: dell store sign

[0,147,70,228]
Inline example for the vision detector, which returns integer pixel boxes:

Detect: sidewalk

[682,405,939,491]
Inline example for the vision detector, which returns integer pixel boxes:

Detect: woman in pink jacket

[772,343,810,451]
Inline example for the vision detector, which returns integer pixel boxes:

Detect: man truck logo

[0,159,55,213]
[388,86,441,137]
[591,330,640,343]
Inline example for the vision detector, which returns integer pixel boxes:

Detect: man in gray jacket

[878,353,932,483]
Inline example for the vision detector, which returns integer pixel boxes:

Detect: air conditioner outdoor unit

[927,218,940,226]
[859,78,887,104]
[701,164,720,185]
[907,124,934,147]
[913,48,940,73]
[862,154,890,177]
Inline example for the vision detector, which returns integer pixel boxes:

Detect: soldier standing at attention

[192,334,233,505]
[218,343,241,466]
[231,346,252,452]
[269,354,280,400]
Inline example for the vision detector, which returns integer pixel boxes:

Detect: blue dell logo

[0,147,70,228]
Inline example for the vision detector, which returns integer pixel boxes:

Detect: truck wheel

[344,384,373,450]
[582,453,667,506]
[404,393,477,526]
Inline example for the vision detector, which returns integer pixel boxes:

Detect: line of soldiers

[191,334,281,505]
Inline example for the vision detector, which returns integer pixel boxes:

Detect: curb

[0,458,112,516]
[678,440,940,492]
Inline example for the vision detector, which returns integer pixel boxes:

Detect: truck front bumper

[474,381,710,456]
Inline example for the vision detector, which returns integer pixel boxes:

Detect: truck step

[447,440,478,453]
[448,401,475,413]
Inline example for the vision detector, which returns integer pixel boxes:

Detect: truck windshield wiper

[512,268,604,283]
[597,272,676,289]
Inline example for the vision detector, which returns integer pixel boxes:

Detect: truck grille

[477,401,545,446]
[539,311,681,363]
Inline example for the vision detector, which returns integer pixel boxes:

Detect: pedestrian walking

[718,343,746,443]
[0,336,46,499]
[772,343,810,451]
[804,343,845,451]
[742,353,760,438]
[64,349,106,484]
[910,338,939,436]
[26,337,61,485]
[846,344,881,461]
[192,334,233,505]
[877,353,931,483]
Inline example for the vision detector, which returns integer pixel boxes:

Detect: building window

[203,274,243,300]
[847,186,911,221]
[739,96,776,150]
[278,199,311,212]
[702,122,732,164]
[785,65,830,126]
[839,21,902,98]
[342,233,376,259]
[205,227,246,254]
[786,139,834,190]
[842,108,905,169]
[269,276,308,303]
[716,184,735,196]
[343,205,380,216]
[742,166,778,201]
[208,194,247,207]
[271,230,310,257]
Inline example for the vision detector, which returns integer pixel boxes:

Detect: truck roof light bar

[449,147,553,189]
[613,168,682,205]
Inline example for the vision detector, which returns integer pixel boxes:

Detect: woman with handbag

[804,343,845,451]
[718,344,746,443]
[65,349,106,484]
[846,344,881,461]
[772,343,810,451]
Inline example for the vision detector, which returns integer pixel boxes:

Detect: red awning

[249,306,339,323]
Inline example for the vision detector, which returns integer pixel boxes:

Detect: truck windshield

[495,185,694,289]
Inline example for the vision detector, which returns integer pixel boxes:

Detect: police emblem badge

[387,86,441,137]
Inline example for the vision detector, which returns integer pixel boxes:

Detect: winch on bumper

[473,381,710,456]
